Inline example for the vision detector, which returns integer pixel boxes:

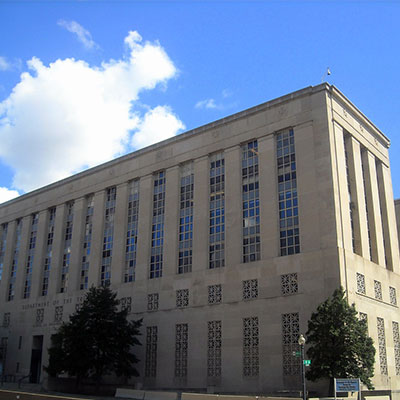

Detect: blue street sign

[335,378,360,392]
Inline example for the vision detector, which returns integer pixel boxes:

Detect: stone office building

[0,83,399,395]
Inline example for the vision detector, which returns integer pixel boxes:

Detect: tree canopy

[306,287,375,391]
[45,286,142,385]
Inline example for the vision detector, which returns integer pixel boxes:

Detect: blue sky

[0,0,399,202]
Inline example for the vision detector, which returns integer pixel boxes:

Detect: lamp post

[298,334,307,400]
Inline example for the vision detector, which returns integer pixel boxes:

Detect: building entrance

[29,335,43,383]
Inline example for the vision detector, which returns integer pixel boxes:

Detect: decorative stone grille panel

[148,293,159,311]
[243,316,259,377]
[176,289,189,308]
[356,273,366,294]
[374,280,383,301]
[377,317,388,375]
[207,320,222,377]
[2,312,10,327]
[54,306,63,323]
[36,308,44,325]
[390,287,397,306]
[281,273,298,295]
[120,297,132,313]
[145,326,158,377]
[175,323,188,378]
[208,284,222,304]
[359,312,368,323]
[282,312,300,375]
[393,321,400,376]
[243,279,258,300]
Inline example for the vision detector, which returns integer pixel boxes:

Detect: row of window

[0,132,301,300]
[356,272,397,305]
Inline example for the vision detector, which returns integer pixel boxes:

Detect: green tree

[45,286,142,387]
[306,287,375,393]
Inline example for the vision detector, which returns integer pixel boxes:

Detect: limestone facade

[0,83,399,394]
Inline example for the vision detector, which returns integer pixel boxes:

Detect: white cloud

[132,106,185,148]
[0,57,11,71]
[58,20,98,50]
[195,98,217,109]
[222,88,233,98]
[195,89,238,111]
[0,187,20,204]
[0,31,184,193]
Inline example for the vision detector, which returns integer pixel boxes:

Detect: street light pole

[298,334,307,400]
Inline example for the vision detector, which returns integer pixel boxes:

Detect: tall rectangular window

[207,320,222,377]
[23,213,38,299]
[361,150,373,260]
[175,323,188,378]
[125,181,140,283]
[145,326,158,377]
[8,219,22,301]
[150,172,165,279]
[178,163,194,274]
[101,187,116,287]
[0,223,8,283]
[41,208,55,296]
[60,202,74,293]
[80,196,94,290]
[242,140,260,262]
[243,316,259,377]
[277,129,300,256]
[282,312,300,375]
[344,136,355,252]
[209,153,225,269]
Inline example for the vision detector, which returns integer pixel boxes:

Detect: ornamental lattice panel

[282,312,300,375]
[145,326,158,377]
[281,273,298,295]
[208,284,222,304]
[377,317,388,375]
[393,321,400,376]
[207,320,222,377]
[356,273,366,294]
[175,323,188,378]
[243,279,258,300]
[243,316,259,377]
